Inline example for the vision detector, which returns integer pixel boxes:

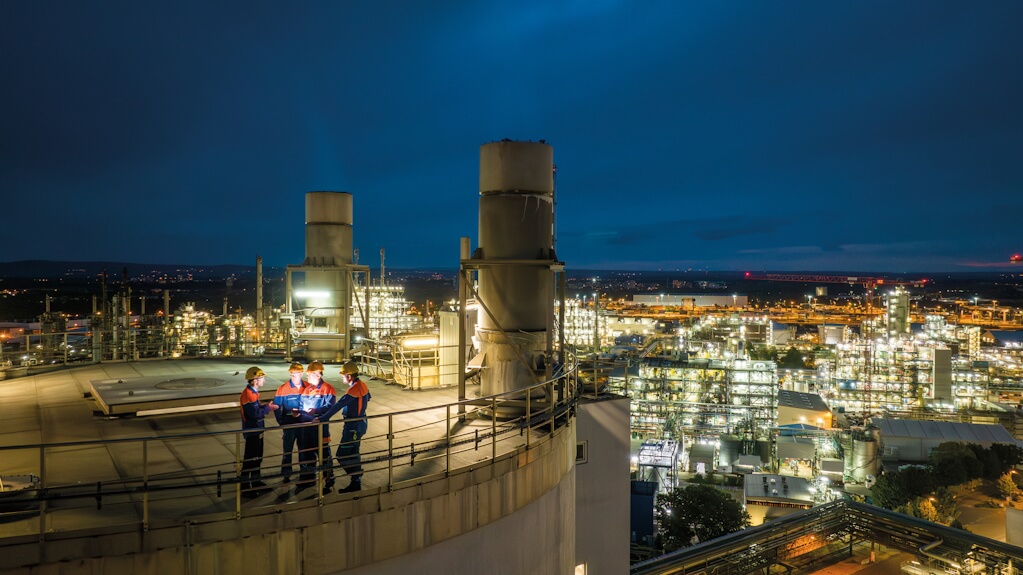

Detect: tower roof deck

[0,359,564,549]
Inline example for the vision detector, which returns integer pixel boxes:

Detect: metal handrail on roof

[0,358,583,540]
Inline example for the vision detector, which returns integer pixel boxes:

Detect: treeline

[871,441,1023,525]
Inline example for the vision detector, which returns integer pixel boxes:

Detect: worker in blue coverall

[297,361,337,492]
[273,362,307,484]
[239,366,278,498]
[317,361,371,493]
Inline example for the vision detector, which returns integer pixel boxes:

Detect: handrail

[0,356,583,539]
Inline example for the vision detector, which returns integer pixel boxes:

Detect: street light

[592,292,599,351]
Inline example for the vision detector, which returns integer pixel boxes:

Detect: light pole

[592,292,599,351]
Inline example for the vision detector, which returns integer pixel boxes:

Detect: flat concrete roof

[0,358,525,541]
[744,473,813,503]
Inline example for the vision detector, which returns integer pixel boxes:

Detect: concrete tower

[285,191,369,363]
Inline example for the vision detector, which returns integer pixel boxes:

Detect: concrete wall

[777,405,831,428]
[575,396,630,575]
[882,437,926,462]
[1007,507,1023,547]
[3,424,577,575]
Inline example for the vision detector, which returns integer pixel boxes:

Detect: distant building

[777,390,832,429]
[743,473,813,525]
[631,294,748,308]
[870,417,1020,462]
[885,286,911,338]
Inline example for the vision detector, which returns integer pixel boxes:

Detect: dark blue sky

[3,2,1022,273]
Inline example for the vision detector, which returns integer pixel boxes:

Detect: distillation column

[474,141,555,397]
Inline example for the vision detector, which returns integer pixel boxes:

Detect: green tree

[917,498,941,523]
[778,347,807,369]
[748,344,776,361]
[968,444,1003,479]
[996,473,1018,500]
[872,472,909,509]
[871,467,936,510]
[989,443,1023,471]
[900,466,938,501]
[932,487,959,525]
[930,443,983,486]
[655,484,751,552]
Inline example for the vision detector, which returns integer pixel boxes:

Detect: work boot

[340,479,362,493]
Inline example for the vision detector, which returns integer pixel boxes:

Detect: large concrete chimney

[304,192,353,267]
[288,191,362,363]
[475,140,555,396]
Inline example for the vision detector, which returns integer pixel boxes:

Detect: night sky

[3,2,1021,273]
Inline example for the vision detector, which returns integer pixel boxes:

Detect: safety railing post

[387,414,394,490]
[445,406,451,475]
[38,445,46,542]
[491,397,497,463]
[550,378,556,436]
[234,432,242,517]
[526,387,531,449]
[316,423,324,503]
[142,439,149,530]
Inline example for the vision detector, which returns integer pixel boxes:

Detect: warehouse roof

[777,390,830,412]
[869,418,1016,444]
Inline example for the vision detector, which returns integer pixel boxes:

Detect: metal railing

[0,360,581,541]
[0,326,296,373]
[630,500,1023,575]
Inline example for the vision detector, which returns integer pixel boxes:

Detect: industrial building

[777,390,832,429]
[871,417,1020,463]
[742,473,814,525]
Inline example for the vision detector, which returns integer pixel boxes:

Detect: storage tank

[852,438,879,483]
